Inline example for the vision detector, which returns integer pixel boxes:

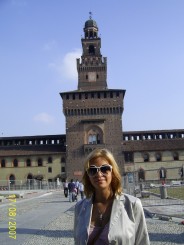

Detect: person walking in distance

[68,179,75,202]
[63,180,68,198]
[78,181,84,200]
[75,179,79,195]
[74,148,150,244]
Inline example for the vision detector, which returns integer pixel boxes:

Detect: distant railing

[0,180,63,191]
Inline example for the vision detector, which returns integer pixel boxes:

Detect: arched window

[88,134,97,144]
[13,159,18,167]
[92,135,97,143]
[27,173,33,180]
[159,168,166,179]
[89,45,95,55]
[88,134,93,144]
[173,152,179,161]
[138,168,145,181]
[9,174,15,186]
[27,174,33,185]
[143,153,149,162]
[48,157,52,163]
[1,159,6,168]
[26,159,31,167]
[124,152,133,162]
[48,167,52,173]
[87,126,103,145]
[61,157,65,163]
[156,153,161,161]
[38,158,43,167]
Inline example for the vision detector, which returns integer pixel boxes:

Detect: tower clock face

[88,72,96,82]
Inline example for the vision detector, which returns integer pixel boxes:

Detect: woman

[74,148,150,245]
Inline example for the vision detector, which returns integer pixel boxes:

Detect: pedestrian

[75,179,79,195]
[78,181,84,200]
[73,187,78,202]
[63,180,68,198]
[68,179,75,202]
[74,148,150,244]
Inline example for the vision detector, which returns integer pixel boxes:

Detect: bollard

[160,185,167,199]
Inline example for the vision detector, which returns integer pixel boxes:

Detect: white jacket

[74,193,150,245]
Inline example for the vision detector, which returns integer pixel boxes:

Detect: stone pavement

[0,190,183,245]
[0,190,53,202]
[140,193,184,223]
[23,191,184,245]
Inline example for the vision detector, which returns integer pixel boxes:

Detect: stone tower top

[77,17,107,91]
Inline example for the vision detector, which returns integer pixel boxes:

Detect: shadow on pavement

[0,228,73,238]
[149,232,184,244]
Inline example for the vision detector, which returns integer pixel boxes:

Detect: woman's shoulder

[75,197,92,211]
[118,193,142,207]
[117,193,144,219]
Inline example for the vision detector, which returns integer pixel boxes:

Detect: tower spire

[89,11,92,19]
[77,16,107,90]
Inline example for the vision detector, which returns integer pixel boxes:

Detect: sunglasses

[87,164,113,177]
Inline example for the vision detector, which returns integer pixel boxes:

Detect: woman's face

[88,157,112,191]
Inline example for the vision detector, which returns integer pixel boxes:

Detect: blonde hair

[82,148,122,198]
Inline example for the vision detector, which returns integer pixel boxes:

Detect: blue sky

[0,0,184,137]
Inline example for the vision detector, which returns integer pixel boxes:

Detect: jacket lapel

[109,194,125,228]
[82,198,93,240]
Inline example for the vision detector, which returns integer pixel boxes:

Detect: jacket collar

[85,193,125,226]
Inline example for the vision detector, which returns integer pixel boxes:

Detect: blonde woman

[74,148,150,245]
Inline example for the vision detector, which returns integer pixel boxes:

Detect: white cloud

[11,0,27,7]
[49,49,82,81]
[33,113,54,124]
[43,40,57,51]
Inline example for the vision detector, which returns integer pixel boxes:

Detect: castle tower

[77,16,107,91]
[60,16,126,180]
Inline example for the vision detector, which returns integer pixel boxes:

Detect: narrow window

[138,169,145,181]
[92,135,97,144]
[143,153,149,162]
[88,134,93,144]
[9,174,15,186]
[26,159,31,167]
[61,157,65,163]
[48,157,52,163]
[124,152,133,162]
[156,153,161,161]
[89,45,95,55]
[1,159,6,168]
[173,152,179,161]
[13,159,18,167]
[38,158,43,167]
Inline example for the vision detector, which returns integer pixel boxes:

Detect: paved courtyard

[0,190,183,245]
